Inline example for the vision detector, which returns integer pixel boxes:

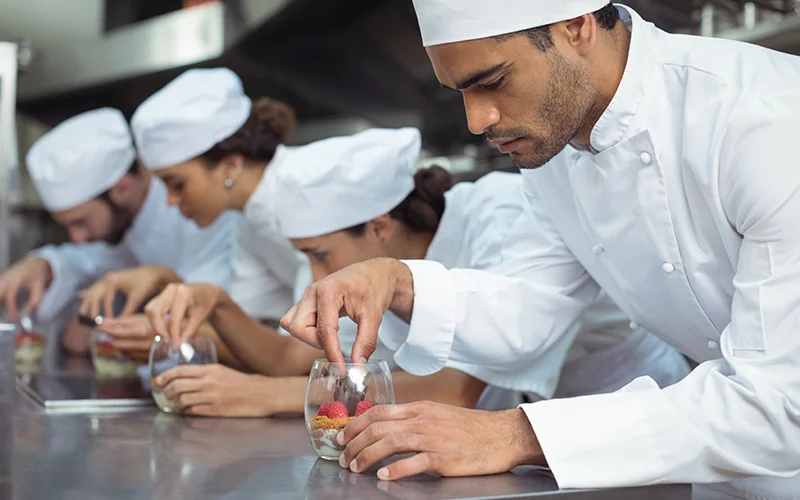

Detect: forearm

[210,292,318,376]
[195,322,248,372]
[393,368,487,408]
[264,376,307,417]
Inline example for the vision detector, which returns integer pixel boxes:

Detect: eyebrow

[160,174,176,183]
[298,248,323,254]
[448,62,512,91]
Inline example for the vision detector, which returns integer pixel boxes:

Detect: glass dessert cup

[91,330,138,379]
[149,336,217,413]
[305,359,394,461]
[15,329,46,365]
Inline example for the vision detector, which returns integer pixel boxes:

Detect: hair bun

[252,97,296,143]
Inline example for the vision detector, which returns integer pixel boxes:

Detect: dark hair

[97,160,139,203]
[199,96,296,165]
[501,3,620,51]
[344,166,453,236]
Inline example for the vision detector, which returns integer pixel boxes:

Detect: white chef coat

[33,178,236,323]
[381,5,800,498]
[229,145,307,320]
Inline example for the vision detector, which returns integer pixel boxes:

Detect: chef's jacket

[229,145,307,320]
[380,6,800,499]
[34,178,235,323]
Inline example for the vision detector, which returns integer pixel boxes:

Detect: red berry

[98,340,115,349]
[328,402,349,419]
[355,401,373,416]
[317,402,332,417]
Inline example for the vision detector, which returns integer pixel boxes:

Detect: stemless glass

[90,329,138,379]
[149,336,217,413]
[305,359,394,461]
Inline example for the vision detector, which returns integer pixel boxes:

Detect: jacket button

[592,244,604,255]
[640,152,652,165]
[707,340,719,350]
[662,262,675,274]
[629,321,639,330]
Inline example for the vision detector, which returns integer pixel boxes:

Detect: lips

[491,138,524,154]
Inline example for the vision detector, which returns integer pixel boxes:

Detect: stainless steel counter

[13,364,691,500]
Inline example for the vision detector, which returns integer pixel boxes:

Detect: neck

[571,23,631,147]
[228,160,268,212]
[392,228,436,261]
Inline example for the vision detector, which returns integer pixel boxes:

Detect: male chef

[0,108,235,353]
[282,2,800,498]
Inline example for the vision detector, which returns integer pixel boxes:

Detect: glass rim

[311,358,389,366]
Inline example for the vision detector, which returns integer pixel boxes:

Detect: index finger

[340,403,417,446]
[3,282,20,322]
[315,284,346,366]
[284,290,323,348]
[103,281,118,318]
[156,364,210,386]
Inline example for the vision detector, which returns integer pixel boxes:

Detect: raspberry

[355,401,373,416]
[98,340,115,349]
[317,402,332,417]
[327,402,349,419]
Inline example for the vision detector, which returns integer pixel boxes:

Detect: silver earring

[224,178,234,189]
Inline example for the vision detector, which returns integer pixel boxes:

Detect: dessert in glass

[91,330,139,378]
[14,328,46,365]
[149,336,217,413]
[305,359,394,460]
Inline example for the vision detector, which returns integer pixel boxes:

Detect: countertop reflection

[13,367,690,500]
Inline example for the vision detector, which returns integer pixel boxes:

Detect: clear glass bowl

[305,359,394,461]
[90,329,139,379]
[14,324,46,366]
[149,336,217,413]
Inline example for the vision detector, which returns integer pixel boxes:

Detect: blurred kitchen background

[2,0,800,268]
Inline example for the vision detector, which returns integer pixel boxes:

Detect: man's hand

[98,314,158,358]
[79,265,180,319]
[155,364,283,417]
[337,402,545,480]
[144,283,221,347]
[280,258,414,364]
[0,257,52,320]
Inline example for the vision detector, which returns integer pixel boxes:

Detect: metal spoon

[19,314,34,334]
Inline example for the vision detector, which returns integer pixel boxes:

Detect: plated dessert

[308,401,372,460]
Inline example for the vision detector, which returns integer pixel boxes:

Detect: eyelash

[483,76,506,91]
[170,182,184,192]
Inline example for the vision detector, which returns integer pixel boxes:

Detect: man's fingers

[4,283,20,321]
[351,312,381,364]
[375,452,438,481]
[340,403,419,447]
[24,280,44,315]
[316,283,346,364]
[348,433,427,474]
[144,297,170,338]
[279,304,297,332]
[175,391,210,411]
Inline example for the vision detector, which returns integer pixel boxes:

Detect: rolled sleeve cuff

[30,247,77,324]
[392,260,456,376]
[522,377,670,489]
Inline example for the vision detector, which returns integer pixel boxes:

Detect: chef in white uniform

[282,2,800,498]
[0,108,235,337]
[130,68,304,325]
[276,127,689,408]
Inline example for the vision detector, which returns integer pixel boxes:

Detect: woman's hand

[80,265,181,319]
[144,283,221,347]
[154,364,300,417]
[97,314,158,362]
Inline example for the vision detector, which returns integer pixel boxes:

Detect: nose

[463,93,501,135]
[68,227,89,244]
[166,192,181,207]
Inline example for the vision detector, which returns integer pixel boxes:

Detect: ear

[369,214,394,242]
[553,14,598,56]
[106,174,134,205]
[221,154,245,177]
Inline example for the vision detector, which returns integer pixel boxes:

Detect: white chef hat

[26,108,136,212]
[131,67,252,170]
[276,128,422,239]
[413,0,611,47]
